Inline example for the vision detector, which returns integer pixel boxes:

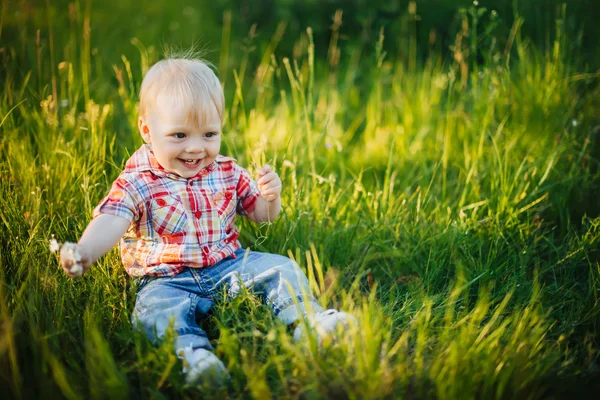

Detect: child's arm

[60,214,130,278]
[247,165,282,223]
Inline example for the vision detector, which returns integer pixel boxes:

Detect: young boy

[59,57,353,384]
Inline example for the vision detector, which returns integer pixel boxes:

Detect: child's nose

[185,139,204,154]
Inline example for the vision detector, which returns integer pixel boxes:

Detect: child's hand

[257,165,281,202]
[59,242,92,278]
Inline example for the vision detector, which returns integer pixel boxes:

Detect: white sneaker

[178,346,229,385]
[292,309,357,344]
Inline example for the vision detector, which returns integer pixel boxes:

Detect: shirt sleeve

[92,176,140,223]
[236,166,261,216]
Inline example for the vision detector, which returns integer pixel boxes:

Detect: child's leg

[200,249,323,325]
[133,269,229,384]
[132,269,214,351]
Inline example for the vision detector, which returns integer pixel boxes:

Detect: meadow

[1,0,599,398]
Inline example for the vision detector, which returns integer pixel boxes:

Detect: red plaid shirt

[92,144,260,277]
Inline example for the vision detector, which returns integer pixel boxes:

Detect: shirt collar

[124,144,236,181]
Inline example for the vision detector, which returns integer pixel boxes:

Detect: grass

[1,0,600,398]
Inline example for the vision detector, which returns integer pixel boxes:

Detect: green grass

[1,1,600,398]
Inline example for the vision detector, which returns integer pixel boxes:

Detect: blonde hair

[139,57,224,126]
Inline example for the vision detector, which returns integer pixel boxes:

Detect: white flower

[61,243,84,277]
[70,264,83,276]
[49,237,60,253]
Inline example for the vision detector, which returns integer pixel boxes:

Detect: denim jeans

[132,248,323,351]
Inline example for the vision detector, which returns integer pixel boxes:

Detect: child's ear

[138,117,151,144]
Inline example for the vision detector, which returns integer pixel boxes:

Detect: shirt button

[225,192,232,200]
[156,198,166,206]
[194,211,202,218]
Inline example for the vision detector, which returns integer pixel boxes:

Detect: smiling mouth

[178,158,202,168]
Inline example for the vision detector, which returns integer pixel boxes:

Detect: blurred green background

[4,0,600,93]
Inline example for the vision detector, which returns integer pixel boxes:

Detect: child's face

[139,95,222,179]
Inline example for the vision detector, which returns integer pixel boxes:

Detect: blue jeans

[132,248,323,351]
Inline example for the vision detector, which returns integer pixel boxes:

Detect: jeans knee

[282,259,308,284]
[131,308,159,342]
[279,258,300,274]
[132,293,194,343]
[263,258,310,299]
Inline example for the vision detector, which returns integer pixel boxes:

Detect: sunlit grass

[1,1,599,398]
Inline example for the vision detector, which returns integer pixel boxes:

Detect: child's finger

[260,187,281,196]
[259,179,281,191]
[258,164,272,176]
[61,260,73,273]
[257,171,278,186]
[264,193,280,202]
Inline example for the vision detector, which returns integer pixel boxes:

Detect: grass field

[1,0,600,398]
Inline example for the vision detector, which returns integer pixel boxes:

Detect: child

[59,56,354,385]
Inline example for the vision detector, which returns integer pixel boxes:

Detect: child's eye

[205,132,218,138]
[174,132,186,139]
